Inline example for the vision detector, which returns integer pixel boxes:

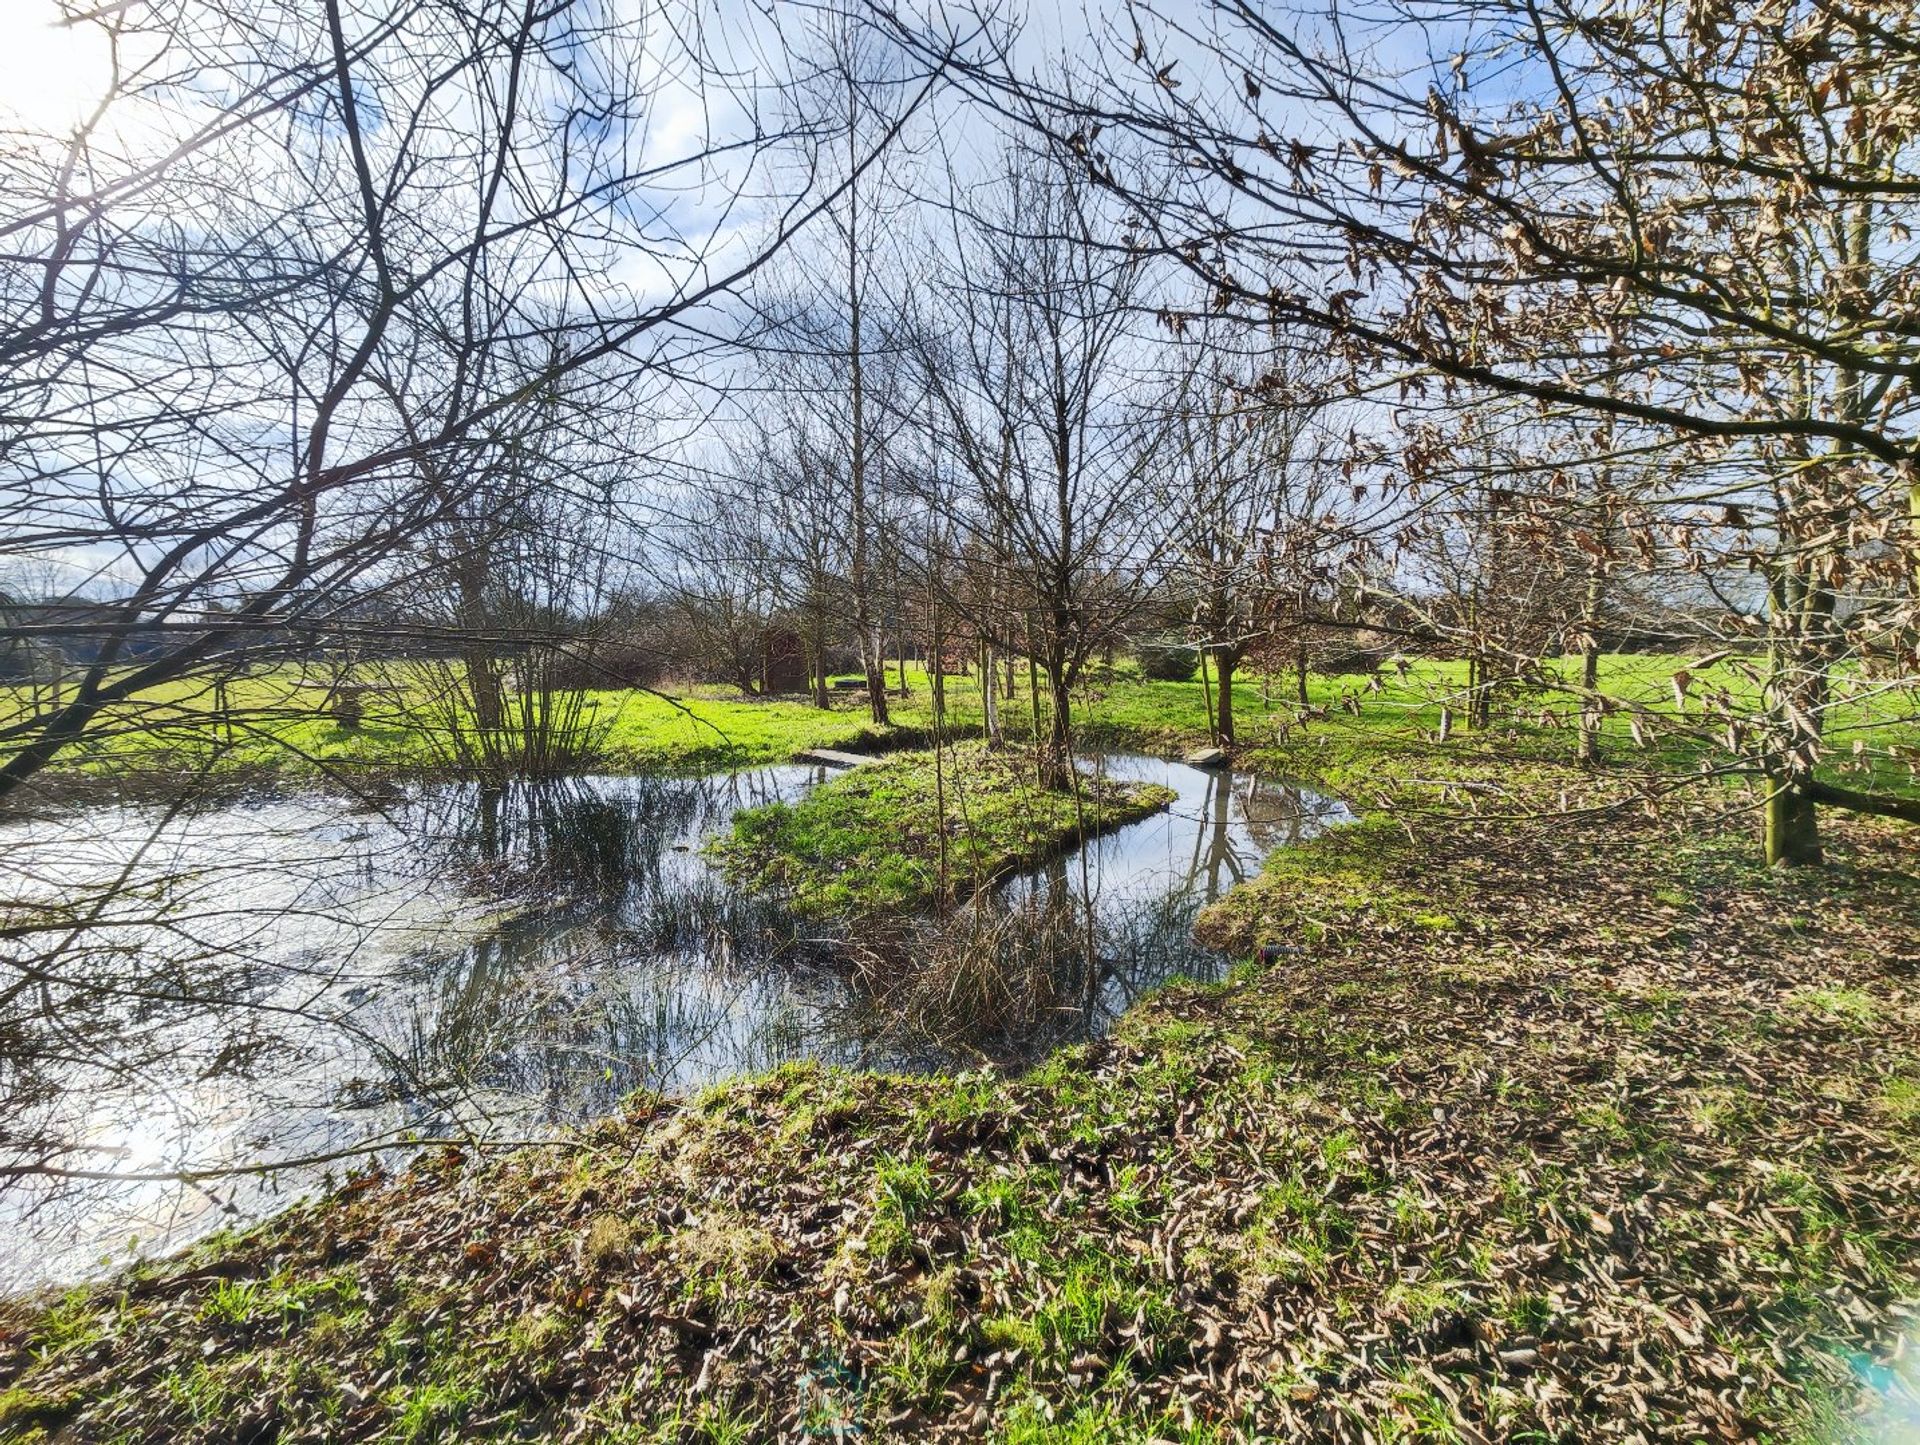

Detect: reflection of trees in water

[410,769,816,897]
[0,787,483,1285]
[0,758,1344,1287]
[12,760,1307,1190]
[1175,770,1348,899]
[1190,769,1250,902]
[0,768,854,1286]
[422,776,697,891]
[354,774,875,1128]
[844,767,1349,1064]
[845,879,1216,1066]
[380,876,858,1131]
[1236,776,1351,854]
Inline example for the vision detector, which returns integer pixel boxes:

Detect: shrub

[1134,642,1198,682]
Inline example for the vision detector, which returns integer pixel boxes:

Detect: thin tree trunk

[1577,535,1606,766]
[845,111,887,728]
[929,593,945,727]
[1468,654,1493,731]
[1044,663,1074,790]
[1198,644,1216,742]
[810,609,829,710]
[933,714,949,904]
[1217,650,1237,746]
[1027,645,1042,744]
[981,637,1001,746]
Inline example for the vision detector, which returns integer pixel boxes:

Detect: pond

[0,754,1348,1291]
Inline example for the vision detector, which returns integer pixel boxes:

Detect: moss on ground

[710,742,1175,916]
[5,724,1920,1441]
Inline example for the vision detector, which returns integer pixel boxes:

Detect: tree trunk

[1467,655,1493,731]
[1216,650,1237,746]
[464,645,504,731]
[1761,515,1834,863]
[810,612,829,710]
[844,123,888,729]
[1577,590,1603,768]
[1295,640,1309,708]
[981,637,1002,746]
[456,552,503,731]
[1761,630,1830,866]
[1198,644,1216,742]
[929,595,946,727]
[1579,469,1612,767]
[1043,663,1074,790]
[1764,771,1823,866]
[1910,469,1920,597]
[1027,648,1043,742]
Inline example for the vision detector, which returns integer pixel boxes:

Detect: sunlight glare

[0,0,114,131]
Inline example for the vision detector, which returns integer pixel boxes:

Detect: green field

[9,653,1917,801]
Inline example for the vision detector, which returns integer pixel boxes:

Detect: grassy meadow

[711,743,1176,916]
[8,651,1917,801]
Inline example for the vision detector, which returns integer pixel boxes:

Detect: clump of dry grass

[582,1214,633,1272]
[846,894,1099,1058]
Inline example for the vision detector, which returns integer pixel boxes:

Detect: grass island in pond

[711,742,1177,917]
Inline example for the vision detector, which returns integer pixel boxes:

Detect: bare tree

[756,6,935,726]
[1160,331,1336,744]
[916,145,1168,784]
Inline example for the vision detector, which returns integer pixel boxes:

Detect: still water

[0,755,1347,1290]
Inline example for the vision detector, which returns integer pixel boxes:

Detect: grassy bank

[6,718,1920,1441]
[711,743,1175,916]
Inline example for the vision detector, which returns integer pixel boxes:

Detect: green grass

[10,653,1917,810]
[711,741,1176,915]
[4,653,1919,1441]
[1,669,916,780]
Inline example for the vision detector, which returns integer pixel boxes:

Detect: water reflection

[978,756,1351,1051]
[0,755,1346,1289]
